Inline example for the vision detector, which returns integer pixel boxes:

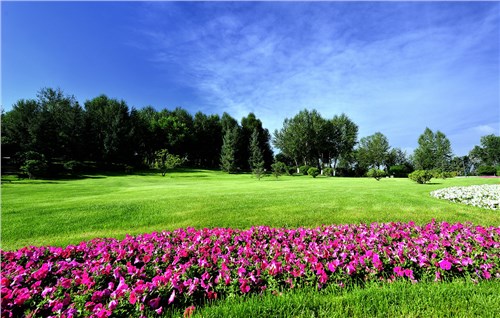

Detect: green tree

[273,109,325,171]
[192,112,222,168]
[357,132,390,170]
[413,128,453,171]
[241,113,273,170]
[271,161,287,179]
[84,95,132,164]
[328,114,358,176]
[249,128,265,180]
[469,135,500,167]
[154,149,184,176]
[220,126,239,173]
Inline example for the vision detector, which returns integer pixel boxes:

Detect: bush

[408,170,433,184]
[389,165,410,178]
[125,165,134,174]
[21,159,48,179]
[63,160,84,174]
[323,167,333,177]
[271,162,287,179]
[434,171,458,179]
[497,166,500,176]
[299,165,310,175]
[307,167,319,178]
[287,166,296,176]
[367,168,386,181]
[477,166,496,176]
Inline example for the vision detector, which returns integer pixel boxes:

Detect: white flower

[430,185,500,210]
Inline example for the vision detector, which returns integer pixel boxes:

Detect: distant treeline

[1,88,273,174]
[2,87,499,178]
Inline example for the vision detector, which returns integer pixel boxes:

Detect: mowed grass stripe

[2,170,499,250]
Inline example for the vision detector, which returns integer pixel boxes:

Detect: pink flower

[439,259,452,271]
[168,290,176,304]
[129,291,137,305]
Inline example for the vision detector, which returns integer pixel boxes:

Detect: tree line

[2,88,499,178]
[1,88,273,176]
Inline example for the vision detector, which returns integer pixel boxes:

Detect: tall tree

[413,128,453,171]
[469,134,500,167]
[328,113,358,176]
[192,112,222,168]
[241,113,273,170]
[357,132,390,170]
[273,109,325,170]
[220,126,239,173]
[84,95,132,164]
[249,128,265,179]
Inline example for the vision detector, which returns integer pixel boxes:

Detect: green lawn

[1,170,499,250]
[188,280,500,318]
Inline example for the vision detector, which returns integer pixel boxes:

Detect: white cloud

[139,2,499,155]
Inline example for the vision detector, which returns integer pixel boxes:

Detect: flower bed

[2,221,499,317]
[430,184,500,210]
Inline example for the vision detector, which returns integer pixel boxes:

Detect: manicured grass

[1,170,499,250]
[186,280,500,318]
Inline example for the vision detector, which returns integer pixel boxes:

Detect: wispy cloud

[138,2,499,155]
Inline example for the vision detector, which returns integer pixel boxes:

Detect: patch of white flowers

[430,184,500,210]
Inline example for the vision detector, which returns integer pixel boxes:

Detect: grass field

[2,170,500,317]
[2,170,499,250]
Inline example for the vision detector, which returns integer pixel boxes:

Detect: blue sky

[2,1,499,156]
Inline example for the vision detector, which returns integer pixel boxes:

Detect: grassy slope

[1,170,499,250]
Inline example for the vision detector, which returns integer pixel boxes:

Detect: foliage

[476,165,497,176]
[307,167,319,178]
[63,160,84,174]
[2,221,499,317]
[469,135,500,168]
[323,167,333,177]
[154,149,185,176]
[413,128,453,171]
[18,151,48,179]
[273,109,333,169]
[249,128,265,180]
[20,159,48,179]
[357,132,390,170]
[366,168,386,181]
[408,170,433,184]
[431,184,500,210]
[241,113,274,170]
[2,88,277,175]
[271,162,287,179]
[220,127,239,173]
[388,165,410,178]
[299,165,310,175]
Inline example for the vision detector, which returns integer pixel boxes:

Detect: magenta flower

[439,259,452,271]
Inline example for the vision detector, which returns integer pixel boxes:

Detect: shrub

[477,166,496,176]
[497,166,500,176]
[299,165,310,175]
[389,165,410,178]
[63,160,84,174]
[20,159,48,179]
[323,167,333,177]
[271,162,287,179]
[19,151,48,179]
[307,167,319,178]
[367,168,386,181]
[125,165,134,174]
[287,166,296,176]
[408,170,433,184]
